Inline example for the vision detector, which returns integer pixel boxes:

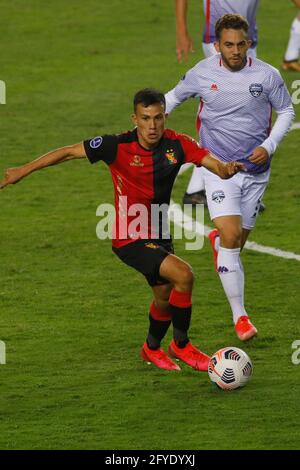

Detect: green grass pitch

[0,0,299,450]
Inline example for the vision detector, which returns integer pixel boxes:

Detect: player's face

[215,29,251,71]
[133,103,166,149]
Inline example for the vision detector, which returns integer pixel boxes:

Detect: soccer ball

[208,347,253,390]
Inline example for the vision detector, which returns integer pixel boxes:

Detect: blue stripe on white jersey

[203,0,258,47]
[165,55,293,174]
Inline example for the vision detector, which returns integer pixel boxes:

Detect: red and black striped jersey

[84,128,209,248]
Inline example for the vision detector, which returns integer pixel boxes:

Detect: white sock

[217,246,247,324]
[186,166,205,194]
[284,18,300,61]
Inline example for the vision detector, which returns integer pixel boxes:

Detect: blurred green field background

[0,0,299,450]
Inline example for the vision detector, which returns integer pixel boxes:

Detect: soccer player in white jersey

[166,14,295,341]
[175,0,262,210]
[282,0,300,72]
[175,0,259,63]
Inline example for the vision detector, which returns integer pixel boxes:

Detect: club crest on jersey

[249,83,263,97]
[90,136,103,148]
[165,149,178,165]
[130,155,144,167]
[212,190,225,204]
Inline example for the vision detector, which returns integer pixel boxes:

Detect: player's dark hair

[133,88,166,112]
[215,14,249,41]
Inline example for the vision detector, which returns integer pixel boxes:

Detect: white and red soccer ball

[208,347,253,390]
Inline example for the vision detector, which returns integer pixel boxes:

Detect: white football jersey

[165,55,293,174]
[202,0,259,47]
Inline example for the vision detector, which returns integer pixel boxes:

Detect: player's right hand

[0,167,25,189]
[176,32,194,63]
[223,161,246,178]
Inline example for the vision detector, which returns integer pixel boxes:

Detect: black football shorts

[112,239,174,287]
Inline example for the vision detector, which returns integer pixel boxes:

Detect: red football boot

[168,340,210,372]
[208,229,219,272]
[235,316,258,341]
[141,342,181,371]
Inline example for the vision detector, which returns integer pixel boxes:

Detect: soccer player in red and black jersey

[0,88,244,372]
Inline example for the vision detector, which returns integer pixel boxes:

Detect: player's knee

[176,264,194,290]
[219,228,242,248]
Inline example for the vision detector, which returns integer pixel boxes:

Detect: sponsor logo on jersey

[249,83,263,97]
[165,149,178,165]
[212,190,225,203]
[210,83,218,91]
[90,136,103,149]
[130,155,144,167]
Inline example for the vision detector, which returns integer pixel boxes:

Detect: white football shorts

[202,167,270,230]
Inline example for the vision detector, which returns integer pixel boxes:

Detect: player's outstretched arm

[0,142,87,189]
[201,154,245,179]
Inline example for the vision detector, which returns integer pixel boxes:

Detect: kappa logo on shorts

[145,243,159,249]
[212,190,225,204]
[249,83,263,97]
[90,136,103,149]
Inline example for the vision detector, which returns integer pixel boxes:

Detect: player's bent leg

[159,255,210,371]
[159,254,194,292]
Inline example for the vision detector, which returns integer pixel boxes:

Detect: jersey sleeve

[260,68,295,155]
[179,133,210,166]
[165,66,202,114]
[83,135,118,165]
[266,68,293,111]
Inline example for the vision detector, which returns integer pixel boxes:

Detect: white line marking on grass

[291,122,300,131]
[169,200,300,262]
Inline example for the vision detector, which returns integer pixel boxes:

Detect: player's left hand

[249,146,269,165]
